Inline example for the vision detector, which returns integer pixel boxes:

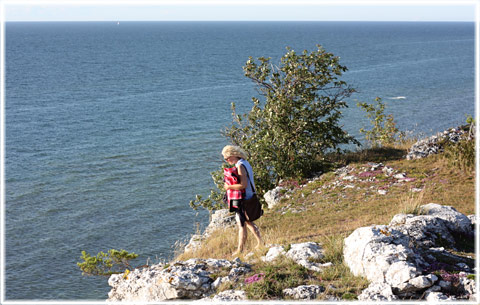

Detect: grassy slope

[176,146,475,300]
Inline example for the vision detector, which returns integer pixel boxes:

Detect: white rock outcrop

[107,258,250,302]
[344,203,475,301]
[264,186,285,209]
[283,285,325,300]
[406,126,468,160]
[261,242,329,272]
[262,245,286,262]
[420,203,473,235]
[199,290,247,302]
[358,282,398,301]
[343,225,425,292]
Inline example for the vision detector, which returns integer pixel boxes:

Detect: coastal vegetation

[77,249,139,277]
[357,97,405,148]
[190,45,360,211]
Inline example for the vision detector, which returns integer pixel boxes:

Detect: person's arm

[224,165,248,191]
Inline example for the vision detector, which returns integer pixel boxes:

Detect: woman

[222,145,262,256]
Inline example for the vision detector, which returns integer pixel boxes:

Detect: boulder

[107,262,212,302]
[261,246,286,262]
[283,285,325,300]
[358,282,398,301]
[264,186,285,209]
[344,203,475,301]
[286,242,327,272]
[107,258,250,302]
[343,225,424,292]
[285,242,324,262]
[262,242,328,272]
[389,203,474,250]
[420,203,473,235]
[406,127,468,160]
[389,213,455,248]
[199,290,247,302]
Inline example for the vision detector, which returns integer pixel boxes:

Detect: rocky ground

[107,203,476,302]
[107,126,476,302]
[344,203,475,302]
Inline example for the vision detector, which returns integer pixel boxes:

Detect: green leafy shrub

[226,45,359,187]
[357,97,404,148]
[192,45,360,211]
[443,137,475,173]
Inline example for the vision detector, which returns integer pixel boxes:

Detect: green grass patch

[243,258,313,300]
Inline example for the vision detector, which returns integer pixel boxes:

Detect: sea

[4,21,475,300]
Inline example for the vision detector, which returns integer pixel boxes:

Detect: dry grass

[399,188,426,215]
[179,153,474,259]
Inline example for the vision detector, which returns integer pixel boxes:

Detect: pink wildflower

[244,273,265,284]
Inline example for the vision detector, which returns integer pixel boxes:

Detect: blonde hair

[222,145,248,160]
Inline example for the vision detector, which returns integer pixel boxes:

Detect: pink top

[224,167,244,201]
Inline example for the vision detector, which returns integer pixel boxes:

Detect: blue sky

[2,1,477,22]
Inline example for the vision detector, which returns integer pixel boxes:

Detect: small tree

[77,249,139,277]
[225,45,359,191]
[191,45,360,211]
[357,97,403,148]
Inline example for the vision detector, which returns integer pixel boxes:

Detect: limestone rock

[264,186,285,209]
[211,276,229,290]
[261,246,286,262]
[199,290,247,302]
[184,234,204,253]
[107,258,249,302]
[406,126,468,160]
[382,166,395,176]
[468,215,476,226]
[107,263,213,302]
[286,242,326,272]
[343,225,423,291]
[425,291,455,302]
[378,189,387,195]
[358,282,398,301]
[408,274,438,290]
[283,285,325,300]
[389,203,473,250]
[459,276,476,295]
[262,242,327,272]
[389,213,455,248]
[420,203,473,235]
[345,203,475,301]
[205,209,236,235]
[297,261,332,272]
[285,242,324,262]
